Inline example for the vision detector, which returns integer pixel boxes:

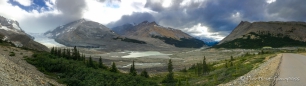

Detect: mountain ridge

[216,21,306,48]
[112,21,206,48]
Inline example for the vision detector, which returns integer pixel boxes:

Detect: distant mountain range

[215,21,306,48]
[44,20,207,51]
[112,21,206,48]
[0,16,48,51]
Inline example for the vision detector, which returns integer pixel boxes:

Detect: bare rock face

[112,21,206,48]
[0,16,48,51]
[219,21,306,45]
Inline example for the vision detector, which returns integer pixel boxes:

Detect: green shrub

[9,52,15,56]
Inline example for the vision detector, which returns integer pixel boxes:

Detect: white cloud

[229,12,243,23]
[162,0,172,8]
[180,0,206,7]
[183,23,225,41]
[0,0,63,33]
[83,0,153,25]
[13,0,32,6]
[266,0,276,4]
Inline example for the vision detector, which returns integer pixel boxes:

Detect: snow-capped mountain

[0,15,48,51]
[44,19,160,51]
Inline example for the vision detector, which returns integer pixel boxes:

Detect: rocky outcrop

[0,16,48,51]
[219,21,306,45]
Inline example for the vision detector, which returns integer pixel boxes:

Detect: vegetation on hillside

[26,47,157,86]
[113,37,146,44]
[151,52,276,85]
[214,32,306,49]
[151,35,205,48]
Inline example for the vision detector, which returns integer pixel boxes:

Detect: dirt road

[275,53,306,86]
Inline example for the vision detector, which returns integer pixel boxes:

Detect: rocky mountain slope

[0,44,63,86]
[0,16,48,51]
[215,21,306,48]
[44,19,156,51]
[112,21,206,48]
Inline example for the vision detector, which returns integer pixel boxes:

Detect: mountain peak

[0,16,24,33]
[139,21,158,26]
[150,21,157,25]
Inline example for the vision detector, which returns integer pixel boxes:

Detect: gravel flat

[275,53,306,86]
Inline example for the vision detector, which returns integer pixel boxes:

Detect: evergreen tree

[162,59,175,83]
[202,56,209,75]
[140,69,149,78]
[110,62,118,73]
[168,59,173,73]
[129,60,137,76]
[58,48,62,58]
[73,46,78,60]
[67,49,71,59]
[51,47,54,55]
[99,57,103,68]
[54,47,58,56]
[230,56,234,67]
[98,57,107,69]
[62,49,66,58]
[77,51,81,60]
[88,56,94,67]
[225,62,228,68]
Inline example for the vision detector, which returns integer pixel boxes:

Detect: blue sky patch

[8,0,50,12]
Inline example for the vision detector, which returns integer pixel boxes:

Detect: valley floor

[76,47,260,73]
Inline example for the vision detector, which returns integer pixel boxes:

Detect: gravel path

[219,54,282,86]
[275,53,306,86]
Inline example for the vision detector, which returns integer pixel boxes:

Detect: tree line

[51,46,149,77]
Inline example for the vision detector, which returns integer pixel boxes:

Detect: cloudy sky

[0,0,305,41]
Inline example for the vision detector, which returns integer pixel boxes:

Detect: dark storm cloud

[111,0,270,33]
[267,0,306,21]
[108,0,306,41]
[107,12,155,28]
[156,0,269,32]
[55,0,86,19]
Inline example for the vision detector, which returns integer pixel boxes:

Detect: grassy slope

[152,52,277,86]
